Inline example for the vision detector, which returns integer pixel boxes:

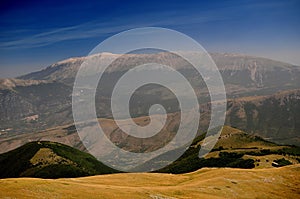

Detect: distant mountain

[226,89,300,145]
[0,90,299,154]
[211,53,300,90]
[19,52,300,85]
[0,52,299,146]
[0,141,118,179]
[0,88,299,156]
[0,79,73,134]
[19,52,300,95]
[19,56,86,85]
[13,52,300,111]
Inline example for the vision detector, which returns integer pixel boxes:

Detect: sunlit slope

[1,126,299,178]
[0,165,299,199]
[0,141,118,178]
[135,126,300,173]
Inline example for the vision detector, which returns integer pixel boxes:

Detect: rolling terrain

[134,126,300,173]
[1,126,299,178]
[0,165,299,199]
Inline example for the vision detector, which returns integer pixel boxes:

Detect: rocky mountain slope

[0,80,73,134]
[226,89,300,145]
[19,52,300,93]
[0,52,299,146]
[1,87,300,155]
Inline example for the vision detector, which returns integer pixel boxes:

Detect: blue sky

[1,0,300,77]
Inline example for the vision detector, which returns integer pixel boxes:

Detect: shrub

[273,158,292,167]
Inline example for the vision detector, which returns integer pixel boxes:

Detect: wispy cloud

[0,11,227,50]
[0,22,133,49]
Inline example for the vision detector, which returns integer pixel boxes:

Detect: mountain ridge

[0,52,299,147]
[0,88,299,153]
[18,52,299,83]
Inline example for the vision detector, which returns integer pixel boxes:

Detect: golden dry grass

[0,165,299,199]
[30,148,71,166]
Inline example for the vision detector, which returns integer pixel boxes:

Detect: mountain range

[0,52,299,149]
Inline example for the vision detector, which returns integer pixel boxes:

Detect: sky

[0,0,300,78]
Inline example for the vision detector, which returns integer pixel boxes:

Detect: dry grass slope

[0,165,299,199]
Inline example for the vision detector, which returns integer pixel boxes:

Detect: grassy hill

[0,165,299,199]
[1,126,299,178]
[134,126,300,173]
[0,141,119,179]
